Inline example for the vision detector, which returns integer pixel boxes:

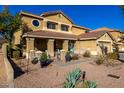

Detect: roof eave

[19,11,43,20]
[79,37,97,40]
[23,34,77,40]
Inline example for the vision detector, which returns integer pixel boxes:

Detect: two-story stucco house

[13,11,124,58]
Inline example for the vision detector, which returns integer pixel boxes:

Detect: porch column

[26,37,35,59]
[74,41,80,54]
[63,40,68,51]
[47,39,54,57]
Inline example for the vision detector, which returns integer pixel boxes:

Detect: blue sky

[0,5,124,31]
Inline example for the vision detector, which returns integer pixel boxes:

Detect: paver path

[14,57,124,88]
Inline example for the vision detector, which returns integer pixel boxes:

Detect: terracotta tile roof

[79,31,106,40]
[72,25,90,30]
[20,11,43,20]
[91,27,122,33]
[23,30,78,40]
[41,10,62,16]
[92,27,115,32]
[79,27,115,41]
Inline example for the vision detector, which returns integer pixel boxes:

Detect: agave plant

[83,80,97,88]
[64,68,82,88]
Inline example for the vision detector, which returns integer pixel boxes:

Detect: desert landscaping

[12,56,124,88]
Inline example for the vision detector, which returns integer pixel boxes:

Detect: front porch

[25,37,78,60]
[23,31,78,60]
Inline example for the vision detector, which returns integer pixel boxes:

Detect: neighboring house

[13,11,124,58]
[89,27,124,52]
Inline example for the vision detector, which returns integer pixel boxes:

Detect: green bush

[66,51,71,56]
[71,54,79,60]
[40,52,47,62]
[83,50,91,57]
[83,80,97,88]
[107,52,118,60]
[64,68,82,88]
[13,49,20,60]
[95,55,104,65]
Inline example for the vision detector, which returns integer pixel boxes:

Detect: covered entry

[23,30,77,58]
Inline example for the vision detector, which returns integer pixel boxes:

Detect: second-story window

[47,21,56,30]
[61,24,69,31]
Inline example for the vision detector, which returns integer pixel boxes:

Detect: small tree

[99,43,107,55]
[0,6,22,56]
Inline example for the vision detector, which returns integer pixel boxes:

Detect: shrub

[40,52,47,62]
[95,55,104,65]
[83,80,97,88]
[31,57,38,64]
[66,51,71,56]
[107,52,118,60]
[13,49,20,60]
[71,54,79,60]
[64,68,82,88]
[65,51,71,62]
[83,50,91,57]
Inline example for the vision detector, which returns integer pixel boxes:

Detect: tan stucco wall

[98,33,113,42]
[26,38,35,54]
[62,40,68,51]
[74,41,80,53]
[13,30,22,45]
[97,33,113,54]
[47,39,54,57]
[43,14,72,25]
[1,43,14,87]
[21,16,44,31]
[72,26,86,35]
[79,40,97,55]
[43,14,72,33]
[13,15,43,45]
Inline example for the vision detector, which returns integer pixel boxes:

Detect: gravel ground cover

[14,57,124,88]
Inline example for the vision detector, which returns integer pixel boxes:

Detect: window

[32,20,40,27]
[47,21,56,30]
[61,24,69,31]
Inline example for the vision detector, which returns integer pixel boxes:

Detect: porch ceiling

[23,30,78,40]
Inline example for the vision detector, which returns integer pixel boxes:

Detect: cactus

[64,68,82,88]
